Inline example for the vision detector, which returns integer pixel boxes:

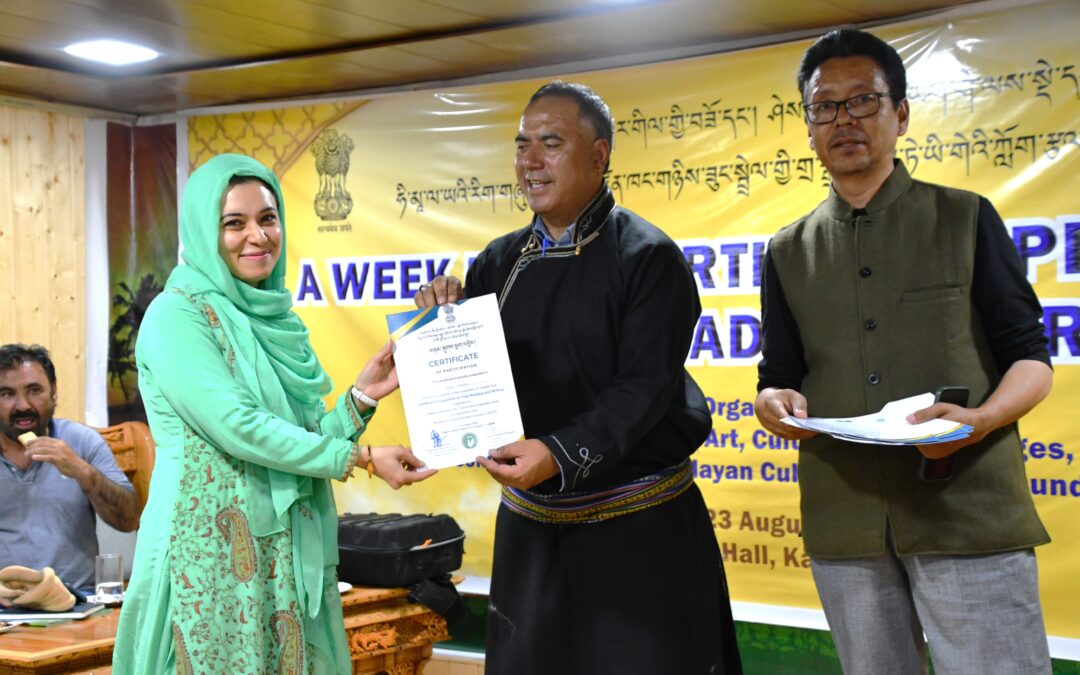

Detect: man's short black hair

[528,81,615,151]
[797,29,907,105]
[0,343,56,387]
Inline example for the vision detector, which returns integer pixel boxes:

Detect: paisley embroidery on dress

[215,506,257,582]
[271,609,304,675]
[173,622,194,675]
[203,304,220,328]
[168,424,306,672]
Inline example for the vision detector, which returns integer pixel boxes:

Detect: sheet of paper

[781,393,972,445]
[388,294,524,469]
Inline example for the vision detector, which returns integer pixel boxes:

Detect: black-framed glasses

[803,92,891,124]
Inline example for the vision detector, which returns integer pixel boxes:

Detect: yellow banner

[189,0,1080,646]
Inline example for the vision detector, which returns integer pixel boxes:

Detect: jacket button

[864,319,878,331]
[860,267,872,278]
[868,373,881,385]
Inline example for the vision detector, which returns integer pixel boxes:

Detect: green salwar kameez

[113,155,367,674]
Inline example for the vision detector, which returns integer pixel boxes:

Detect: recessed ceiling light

[63,39,159,66]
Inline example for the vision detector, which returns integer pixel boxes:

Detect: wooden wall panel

[0,104,86,422]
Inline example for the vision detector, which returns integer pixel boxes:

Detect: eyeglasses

[803,92,891,124]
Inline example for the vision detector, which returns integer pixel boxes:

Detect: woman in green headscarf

[113,154,433,674]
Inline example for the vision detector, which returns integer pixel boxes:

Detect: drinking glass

[94,553,123,603]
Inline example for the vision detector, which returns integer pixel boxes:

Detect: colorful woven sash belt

[501,459,693,524]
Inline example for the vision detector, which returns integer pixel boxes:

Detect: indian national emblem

[310,129,355,221]
[442,304,456,323]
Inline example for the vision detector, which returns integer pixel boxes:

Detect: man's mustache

[9,412,39,423]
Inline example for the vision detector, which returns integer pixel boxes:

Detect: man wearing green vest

[755,29,1053,674]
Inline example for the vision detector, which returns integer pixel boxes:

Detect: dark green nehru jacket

[768,162,1048,558]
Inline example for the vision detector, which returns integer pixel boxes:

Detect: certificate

[387,293,524,469]
[781,393,972,445]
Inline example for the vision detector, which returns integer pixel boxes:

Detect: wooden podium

[0,586,449,674]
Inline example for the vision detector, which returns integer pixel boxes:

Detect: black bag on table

[337,512,467,625]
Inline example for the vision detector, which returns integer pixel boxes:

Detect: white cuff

[351,386,378,408]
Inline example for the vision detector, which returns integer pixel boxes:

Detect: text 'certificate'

[387,294,524,469]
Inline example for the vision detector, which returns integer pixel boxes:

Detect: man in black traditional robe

[416,81,741,675]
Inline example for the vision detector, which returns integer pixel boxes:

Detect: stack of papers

[781,393,972,446]
[0,601,105,621]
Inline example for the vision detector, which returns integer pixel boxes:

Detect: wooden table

[0,610,117,675]
[341,585,450,674]
[0,586,449,674]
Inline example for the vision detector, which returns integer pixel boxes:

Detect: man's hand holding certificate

[388,293,524,469]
